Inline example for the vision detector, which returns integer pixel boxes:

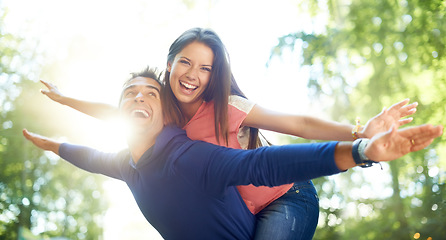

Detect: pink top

[183,95,293,214]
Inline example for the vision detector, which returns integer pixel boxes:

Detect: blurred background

[0,0,445,239]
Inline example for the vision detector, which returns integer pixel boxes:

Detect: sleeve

[228,95,255,114]
[177,141,341,197]
[59,143,129,180]
[229,95,256,149]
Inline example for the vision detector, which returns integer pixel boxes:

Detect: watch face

[355,139,378,168]
[352,139,363,165]
[358,139,370,161]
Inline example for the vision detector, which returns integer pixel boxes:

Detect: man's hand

[361,99,418,138]
[23,129,61,155]
[39,80,119,120]
[40,80,65,104]
[365,124,443,162]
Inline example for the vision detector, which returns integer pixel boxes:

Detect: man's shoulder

[154,125,197,155]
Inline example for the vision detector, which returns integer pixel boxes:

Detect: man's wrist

[352,138,378,168]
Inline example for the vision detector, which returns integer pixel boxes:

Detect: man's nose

[134,92,144,102]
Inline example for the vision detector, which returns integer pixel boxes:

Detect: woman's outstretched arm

[243,98,417,141]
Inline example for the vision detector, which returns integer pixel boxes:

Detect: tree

[0,5,108,239]
[271,0,445,239]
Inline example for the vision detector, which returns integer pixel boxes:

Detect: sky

[3,0,394,238]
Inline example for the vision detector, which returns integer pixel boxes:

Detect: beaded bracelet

[352,117,362,140]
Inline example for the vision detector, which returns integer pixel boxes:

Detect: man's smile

[131,109,150,118]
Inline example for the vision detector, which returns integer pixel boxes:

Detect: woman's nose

[186,67,198,80]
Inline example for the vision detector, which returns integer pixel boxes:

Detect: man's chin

[130,116,150,123]
[127,124,147,134]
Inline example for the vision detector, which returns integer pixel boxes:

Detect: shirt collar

[154,125,186,148]
[130,125,187,168]
[129,146,154,169]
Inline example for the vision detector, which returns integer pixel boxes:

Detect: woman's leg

[254,181,319,240]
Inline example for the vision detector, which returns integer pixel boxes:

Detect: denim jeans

[254,181,319,240]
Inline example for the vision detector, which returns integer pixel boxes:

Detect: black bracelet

[352,138,379,168]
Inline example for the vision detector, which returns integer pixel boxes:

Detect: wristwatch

[352,138,379,168]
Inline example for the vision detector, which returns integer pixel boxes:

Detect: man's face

[119,77,164,137]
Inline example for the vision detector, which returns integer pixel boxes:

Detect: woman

[40,28,417,239]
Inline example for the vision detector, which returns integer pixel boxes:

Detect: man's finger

[22,129,35,142]
[40,79,51,89]
[403,125,443,146]
[410,138,434,152]
[398,124,433,137]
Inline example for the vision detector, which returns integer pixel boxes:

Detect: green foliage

[272,0,446,238]
[0,5,108,240]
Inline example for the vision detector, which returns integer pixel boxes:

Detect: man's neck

[127,135,157,164]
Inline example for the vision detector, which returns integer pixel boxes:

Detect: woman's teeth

[180,81,198,90]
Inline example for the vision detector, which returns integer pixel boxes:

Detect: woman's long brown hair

[162,28,268,148]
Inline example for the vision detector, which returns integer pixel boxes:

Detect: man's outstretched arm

[23,129,126,179]
[40,80,119,120]
[23,129,60,155]
[198,124,443,190]
[336,124,443,171]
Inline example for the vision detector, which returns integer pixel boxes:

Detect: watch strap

[352,138,379,168]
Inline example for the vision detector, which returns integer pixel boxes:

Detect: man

[23,67,443,239]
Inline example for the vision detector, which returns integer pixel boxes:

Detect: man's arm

[190,124,443,192]
[23,129,60,154]
[23,129,127,180]
[40,80,119,120]
[321,124,442,171]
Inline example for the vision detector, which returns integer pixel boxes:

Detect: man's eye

[145,91,157,97]
[125,91,135,96]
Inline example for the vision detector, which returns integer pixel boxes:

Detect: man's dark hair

[119,66,164,105]
[127,66,163,87]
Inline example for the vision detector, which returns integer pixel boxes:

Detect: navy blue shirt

[59,125,341,239]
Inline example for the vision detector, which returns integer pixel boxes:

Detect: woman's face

[167,41,214,111]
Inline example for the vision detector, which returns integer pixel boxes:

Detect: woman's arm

[242,99,417,141]
[40,80,119,120]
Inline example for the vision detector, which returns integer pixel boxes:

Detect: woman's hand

[40,80,65,104]
[361,99,417,138]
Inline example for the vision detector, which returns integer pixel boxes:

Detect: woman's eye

[202,67,212,72]
[180,60,190,65]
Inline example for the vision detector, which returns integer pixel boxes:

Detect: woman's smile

[168,41,214,108]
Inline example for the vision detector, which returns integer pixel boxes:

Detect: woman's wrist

[351,117,363,140]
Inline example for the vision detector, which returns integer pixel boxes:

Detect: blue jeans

[254,181,319,240]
